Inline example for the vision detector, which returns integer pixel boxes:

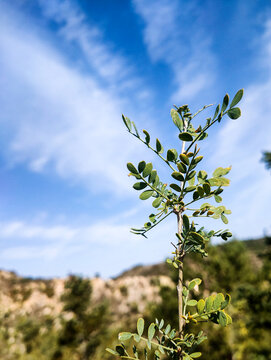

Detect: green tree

[262,151,271,170]
[107,89,243,359]
[55,275,109,360]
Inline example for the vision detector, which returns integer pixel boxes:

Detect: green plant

[262,151,271,170]
[107,89,243,359]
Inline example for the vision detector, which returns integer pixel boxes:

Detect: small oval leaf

[228,107,241,119]
[137,318,144,336]
[230,89,243,108]
[127,163,138,174]
[179,132,193,142]
[139,190,154,200]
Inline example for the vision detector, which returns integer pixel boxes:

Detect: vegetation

[107,90,243,359]
[262,151,271,170]
[0,238,270,359]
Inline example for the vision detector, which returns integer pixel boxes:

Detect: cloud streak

[132,0,216,102]
[0,1,148,195]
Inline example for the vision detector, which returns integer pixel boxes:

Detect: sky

[0,0,271,279]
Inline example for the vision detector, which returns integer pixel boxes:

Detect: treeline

[0,238,270,359]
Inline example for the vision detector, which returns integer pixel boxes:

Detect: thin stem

[177,213,185,340]
[185,117,220,153]
[139,175,168,200]
[191,104,213,119]
[183,290,189,318]
[140,336,178,353]
[131,133,176,172]
[141,211,173,235]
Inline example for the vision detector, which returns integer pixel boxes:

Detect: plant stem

[131,133,176,171]
[177,212,184,339]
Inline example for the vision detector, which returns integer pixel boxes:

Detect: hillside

[0,237,270,359]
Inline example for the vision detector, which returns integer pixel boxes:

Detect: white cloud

[38,0,140,93]
[0,217,136,260]
[0,2,149,195]
[132,0,216,101]
[209,19,271,239]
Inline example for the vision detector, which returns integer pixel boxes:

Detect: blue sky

[0,0,271,278]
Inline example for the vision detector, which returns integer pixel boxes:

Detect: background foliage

[0,238,270,359]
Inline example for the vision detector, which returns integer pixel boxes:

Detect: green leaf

[156,139,163,153]
[116,345,125,356]
[213,104,220,120]
[119,332,132,341]
[153,175,159,187]
[221,214,228,224]
[139,190,154,200]
[177,162,187,173]
[137,318,144,336]
[187,299,198,306]
[133,182,147,190]
[184,186,196,192]
[205,296,214,312]
[230,89,243,108]
[171,171,185,181]
[188,278,202,290]
[159,319,164,329]
[213,167,231,177]
[197,186,204,197]
[193,156,203,164]
[134,334,141,342]
[180,154,189,165]
[209,177,230,186]
[148,323,155,341]
[197,170,208,180]
[188,280,196,290]
[187,170,196,180]
[167,149,178,161]
[171,109,183,131]
[143,163,153,177]
[203,183,211,194]
[143,130,150,144]
[213,293,225,310]
[138,161,146,173]
[122,115,132,131]
[106,348,118,355]
[226,313,232,325]
[190,232,205,243]
[152,197,162,208]
[221,294,231,310]
[164,324,171,335]
[158,345,165,354]
[221,94,229,112]
[197,299,205,314]
[215,195,222,203]
[170,183,182,192]
[183,214,189,231]
[149,170,157,184]
[219,311,228,327]
[190,353,202,358]
[198,132,208,141]
[127,162,138,174]
[179,132,193,141]
[132,121,139,137]
[228,107,241,119]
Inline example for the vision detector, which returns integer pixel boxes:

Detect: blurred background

[0,0,270,359]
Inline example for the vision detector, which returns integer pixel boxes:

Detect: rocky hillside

[0,270,174,321]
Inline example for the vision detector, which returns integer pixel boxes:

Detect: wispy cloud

[0,1,149,195]
[209,18,271,239]
[38,0,142,93]
[0,217,134,260]
[132,0,216,101]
